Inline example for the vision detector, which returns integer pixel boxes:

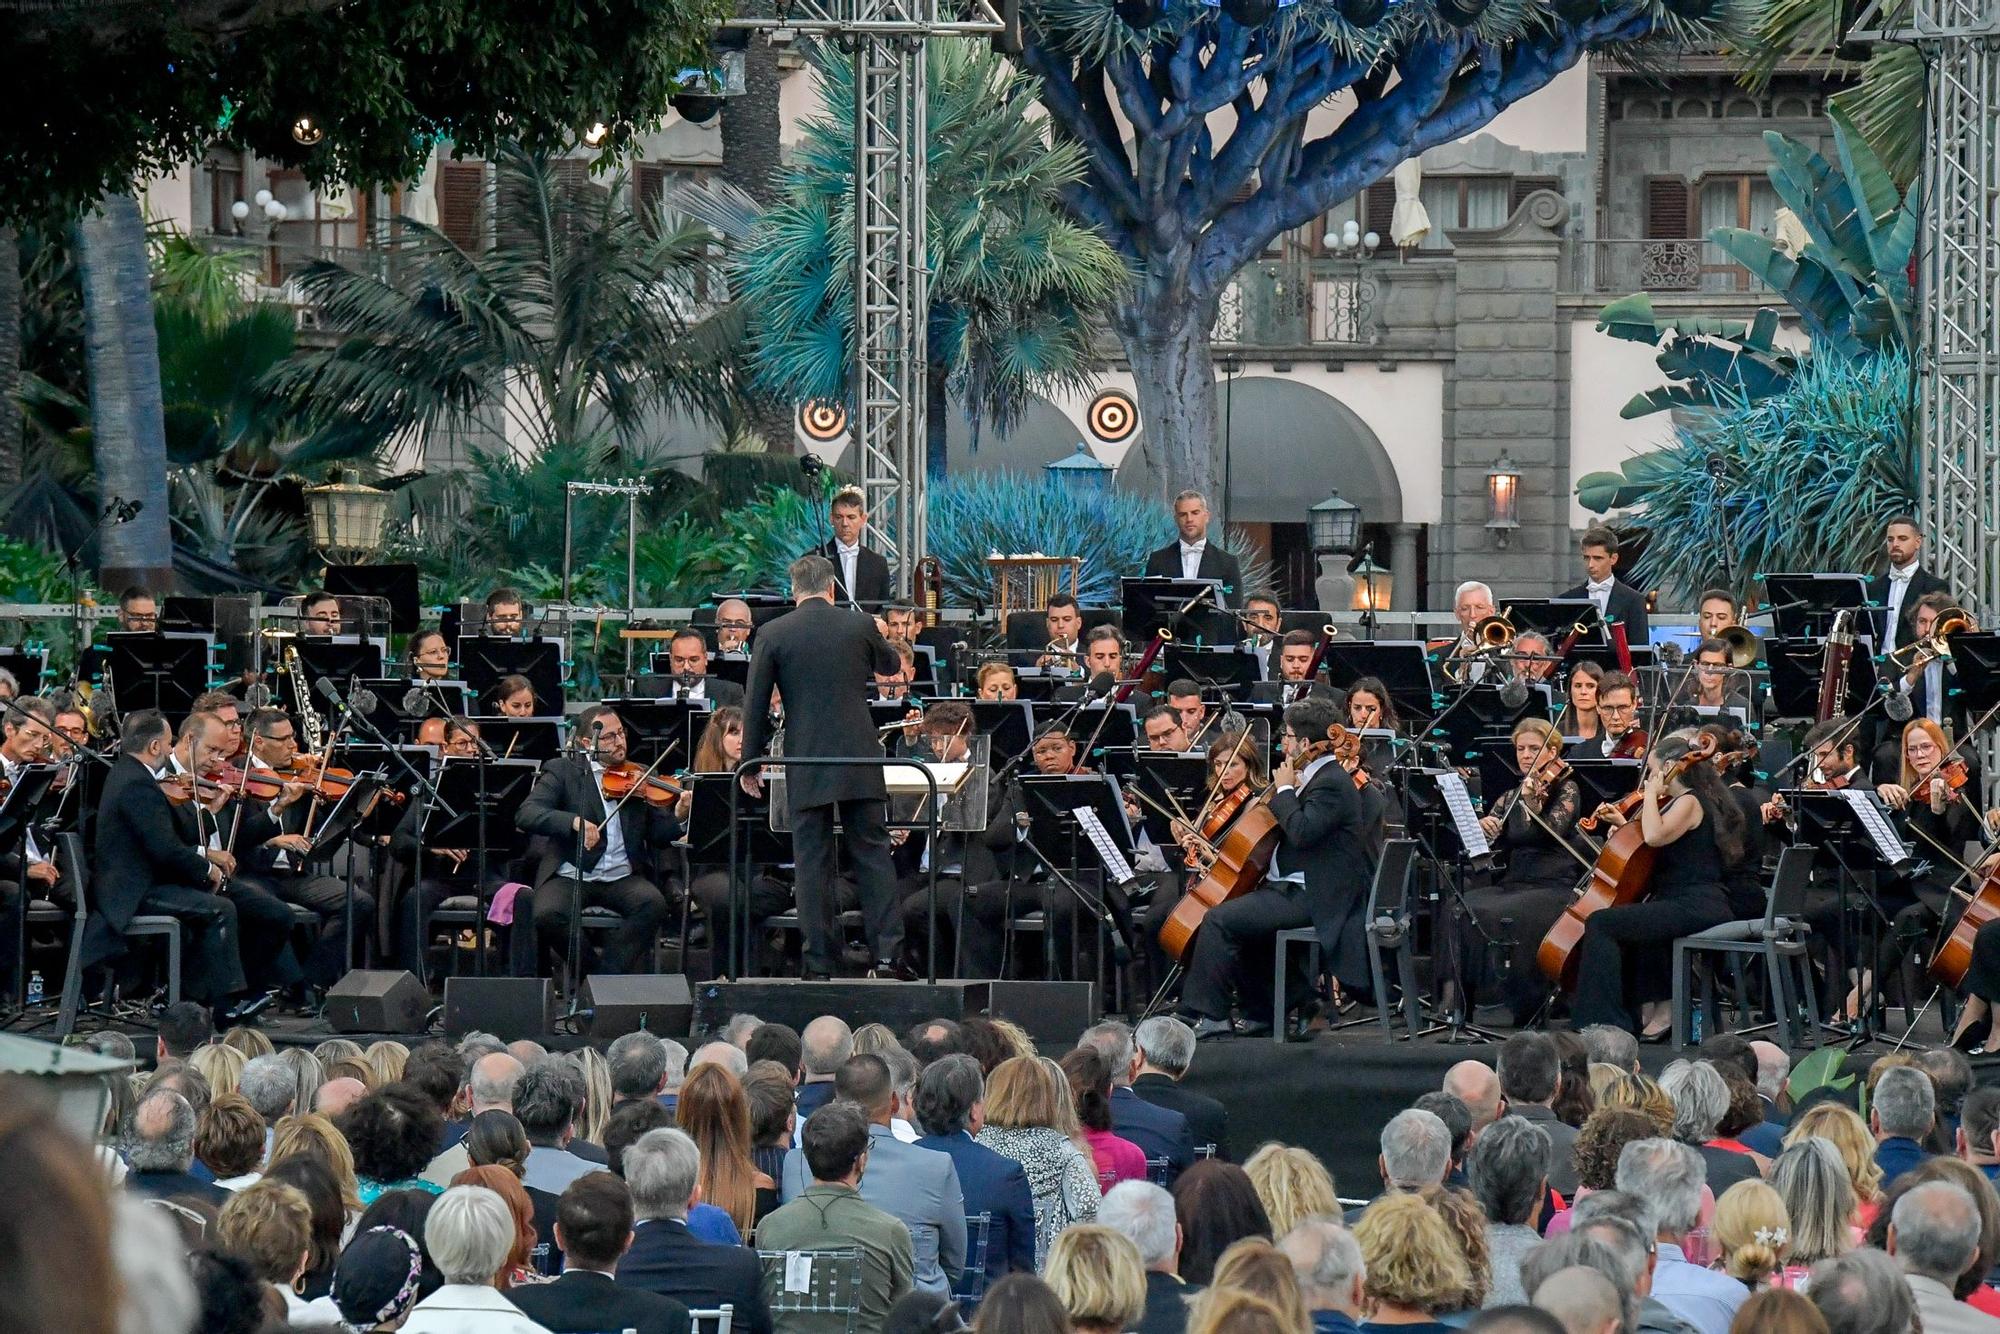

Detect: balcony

[1565,238,1775,296]
[1213,258,1386,348]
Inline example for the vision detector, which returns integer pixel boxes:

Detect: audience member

[958,1017,1019,1078]
[124,1088,229,1206]
[217,1178,325,1320]
[1245,1144,1338,1238]
[1864,1156,2000,1318]
[974,1273,1074,1334]
[605,1098,674,1176]
[1919,1048,1975,1156]
[1279,1216,1367,1334]
[691,1040,750,1079]
[1176,1162,1275,1287]
[1960,1086,2000,1183]
[618,1127,771,1334]
[449,1164,542,1285]
[1356,1108,1451,1218]
[189,1246,282,1334]
[1133,1016,1231,1160]
[332,1224,428,1331]
[799,1016,855,1123]
[1205,1236,1313,1332]
[1785,1104,1883,1227]
[1709,1179,1795,1290]
[1063,1046,1149,1191]
[1444,1061,1505,1139]
[1528,1266,1623,1334]
[1515,1231,1636,1334]
[1657,1061,1759,1195]
[1499,1036,1578,1195]
[240,1052,299,1131]
[747,1023,805,1080]
[1190,1288,1307,1334]
[679,1062,778,1235]
[976,1055,1103,1266]
[1613,1139,1746,1334]
[1079,1020,1196,1180]
[1102,1180,1193,1334]
[570,1047,615,1147]
[426,1052,525,1186]
[0,1099,121,1334]
[1470,1117,1552,1306]
[746,1059,799,1181]
[1725,1288,1827,1334]
[1462,1310,1565,1334]
[278,1048,328,1124]
[889,1289,972,1334]
[1805,1247,1915,1334]
[758,1101,915,1334]
[1873,1066,1938,1192]
[515,1056,601,1197]
[271,1111,365,1218]
[1881,1177,2000,1333]
[262,1153,347,1299]
[1046,1224,1149,1334]
[1770,1138,1858,1269]
[1548,1107,1656,1236]
[508,1172,689,1334]
[914,1053,1037,1282]
[1411,1093,1474,1186]
[465,1108,532,1177]
[317,1075,370,1119]
[1352,1192,1471,1332]
[1420,1184,1493,1312]
[156,1000,213,1065]
[343,1084,448,1204]
[196,1091,268,1189]
[222,1025,276,1059]
[402,1184,546,1332]
[1745,1042,1792,1148]
[1577,1026,1639,1074]
[187,1040,245,1100]
[1550,1033,1596,1131]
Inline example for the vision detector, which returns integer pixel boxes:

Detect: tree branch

[1021,42,1145,229]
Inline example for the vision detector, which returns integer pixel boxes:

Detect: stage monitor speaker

[444,977,551,1041]
[579,974,693,1039]
[695,978,990,1036]
[986,980,1099,1045]
[326,970,430,1035]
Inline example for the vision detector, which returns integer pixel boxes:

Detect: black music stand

[0,647,46,696]
[1398,766,1504,1043]
[427,757,541,975]
[708,657,750,690]
[1567,757,1645,806]
[972,702,1035,765]
[1122,578,1233,645]
[1941,633,2000,713]
[607,698,709,769]
[289,639,387,706]
[1568,642,1660,674]
[469,717,566,762]
[1019,772,1136,982]
[1793,787,1915,1042]
[1128,752,1208,844]
[1325,641,1434,724]
[685,774,789,864]
[324,564,422,635]
[1004,671,1064,702]
[1065,700,1139,759]
[1504,598,1604,644]
[1426,683,1544,768]
[1766,574,1875,640]
[461,637,566,714]
[1767,637,1880,720]
[1167,645,1262,695]
[107,633,212,721]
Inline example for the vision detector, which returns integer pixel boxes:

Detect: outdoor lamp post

[1350,553,1391,639]
[304,472,391,564]
[1486,453,1521,548]
[1309,489,1362,614]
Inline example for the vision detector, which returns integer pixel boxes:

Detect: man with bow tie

[814,487,893,607]
[1144,491,1241,605]
[1560,525,1650,644]
[1867,514,1951,654]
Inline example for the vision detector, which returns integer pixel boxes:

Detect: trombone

[1887,606,1975,672]
[1442,614,1515,684]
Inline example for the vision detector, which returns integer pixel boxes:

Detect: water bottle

[26,969,43,1006]
[1689,1004,1703,1044]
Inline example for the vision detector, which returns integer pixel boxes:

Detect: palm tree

[269,143,745,471]
[1741,0,1923,186]
[0,226,21,487]
[726,40,1127,478]
[75,192,174,589]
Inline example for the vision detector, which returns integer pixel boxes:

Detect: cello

[1157,729,1348,963]
[1929,866,2000,989]
[1536,732,1716,988]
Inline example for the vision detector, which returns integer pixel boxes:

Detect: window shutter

[1364,184,1395,238]
[1511,176,1561,211]
[436,161,487,251]
[1644,176,1692,239]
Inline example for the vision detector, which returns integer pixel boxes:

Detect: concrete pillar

[1389,523,1422,611]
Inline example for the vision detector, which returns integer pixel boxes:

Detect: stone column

[1389,523,1422,611]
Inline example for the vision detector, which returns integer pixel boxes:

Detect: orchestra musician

[1141,707,1195,754]
[117,586,158,633]
[299,589,343,637]
[1561,525,1651,643]
[975,664,1020,701]
[896,701,1019,978]
[1695,721,1769,921]
[1869,514,1952,653]
[483,586,527,639]
[740,554,908,980]
[1884,594,1968,747]
[1689,639,1751,714]
[713,599,756,656]
[1135,734,1273,994]
[1029,723,1091,776]
[1345,679,1399,734]
[1572,670,1645,761]
[1249,631,1339,706]
[683,707,797,976]
[0,697,59,999]
[882,605,919,643]
[1145,490,1241,603]
[1460,718,1585,1027]
[514,704,674,980]
[873,642,918,703]
[1434,582,1498,683]
[1242,594,1283,652]
[816,487,893,607]
[190,690,245,762]
[1558,661,1604,746]
[1507,631,1556,685]
[1695,588,1749,645]
[1165,681,1212,746]
[1571,729,1747,1039]
[408,630,452,681]
[385,717,509,979]
[85,710,271,1024]
[491,675,539,718]
[1039,594,1084,670]
[1175,697,1372,1040]
[1867,718,1982,1018]
[637,628,746,706]
[1055,629,1128,701]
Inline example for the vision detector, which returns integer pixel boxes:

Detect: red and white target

[798,399,849,443]
[1087,389,1140,444]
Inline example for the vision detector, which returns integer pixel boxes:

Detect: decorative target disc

[1087,389,1140,444]
[798,399,848,442]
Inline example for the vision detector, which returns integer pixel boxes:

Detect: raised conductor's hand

[874,614,892,640]
[740,766,765,799]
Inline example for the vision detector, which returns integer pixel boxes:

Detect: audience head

[1806,1247,1915,1334]
[746,1022,804,1077]
[157,1001,214,1063]
[1711,1178,1792,1286]
[907,1018,964,1067]
[1550,1032,1597,1129]
[1045,1224,1148,1334]
[1872,1065,1937,1142]
[1243,1143,1338,1238]
[1577,1025,1639,1074]
[1099,1180,1180,1274]
[975,1274,1073,1334]
[1498,1034,1560,1107]
[604,1097,673,1176]
[1060,1047,1116,1135]
[1443,1060,1503,1132]
[1413,1093,1473,1175]
[1728,1288,1830,1334]
[1572,1108,1657,1194]
[400,1042,464,1117]
[1379,1108,1451,1191]
[1888,1178,1982,1284]
[1078,1020,1139,1086]
[1207,1237,1313,1331]
[1470,1115,1551,1228]
[982,1055,1069,1132]
[512,1055,585,1145]
[1961,1085,2000,1162]
[238,1053,297,1125]
[624,1126,702,1221]
[467,1051,524,1113]
[1135,1015,1198,1079]
[194,1092,267,1181]
[217,1178,313,1287]
[1917,1048,1974,1124]
[1173,1160,1274,1286]
[958,1016,1016,1076]
[607,1031,671,1101]
[553,1171,636,1274]
[691,1040,749,1079]
[261,1154,346,1288]
[1658,1059,1730,1143]
[1279,1217,1366,1318]
[315,1076,368,1119]
[331,1225,426,1330]
[1517,1234,1636,1326]
[745,1059,798,1147]
[915,1053,986,1138]
[888,1290,972,1334]
[1568,1191,1661,1294]
[1527,1266,1623,1334]
[425,1185,516,1287]
[187,1247,274,1334]
[1462,1310,1566,1334]
[1419,1183,1493,1309]
[269,1112,362,1213]
[1353,1193,1471,1319]
[802,1016,856,1079]
[804,1101,872,1184]
[1614,1138,1705,1239]
[1787,1102,1884,1205]
[341,1083,446,1186]
[125,1089,197,1174]
[1188,1288,1307,1334]
[464,1108,531,1176]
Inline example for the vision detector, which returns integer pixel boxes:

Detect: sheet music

[1434,770,1491,857]
[1835,787,1913,866]
[1072,805,1138,886]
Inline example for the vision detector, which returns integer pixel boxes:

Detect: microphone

[1088,671,1116,699]
[1885,687,1914,723]
[402,686,428,714]
[243,682,272,709]
[1498,674,1530,711]
[314,675,343,705]
[350,687,378,714]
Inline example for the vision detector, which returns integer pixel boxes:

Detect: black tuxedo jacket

[508,1269,690,1334]
[617,1217,771,1334]
[1132,1072,1231,1160]
[1145,542,1241,603]
[742,598,902,811]
[1560,579,1651,643]
[816,539,893,606]
[1867,566,1953,650]
[517,752,680,880]
[93,753,211,934]
[1266,760,1372,992]
[1247,680,1339,707]
[631,673,745,708]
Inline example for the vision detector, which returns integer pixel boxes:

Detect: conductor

[741,554,909,979]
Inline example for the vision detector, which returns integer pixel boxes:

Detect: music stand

[0,766,59,847]
[972,701,1035,765]
[1019,772,1136,981]
[324,563,422,635]
[1121,578,1233,645]
[1793,787,1915,1042]
[1568,642,1660,674]
[288,640,388,710]
[1324,641,1435,724]
[1765,574,1875,640]
[427,756,541,973]
[1398,766,1504,1041]
[1425,683,1543,767]
[1940,633,2000,713]
[1167,645,1262,695]
[684,774,790,864]
[1566,757,1644,805]
[470,717,566,762]
[1128,752,1208,845]
[0,647,46,696]
[1061,700,1139,757]
[1004,671,1063,702]
[1502,598,1604,644]
[1766,637,1880,719]
[607,698,710,769]
[107,632,212,721]
[460,637,566,715]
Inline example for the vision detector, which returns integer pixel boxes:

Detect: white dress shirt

[400,1282,551,1334]
[1886,559,1919,650]
[835,540,861,599]
[1179,540,1207,581]
[555,762,633,883]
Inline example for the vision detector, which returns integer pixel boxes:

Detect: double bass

[1536,733,1716,988]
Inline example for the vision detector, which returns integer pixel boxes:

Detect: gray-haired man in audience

[1102,1180,1192,1334]
[1279,1217,1367,1334]
[1345,1108,1450,1223]
[425,1051,524,1187]
[1887,1179,2000,1334]
[1532,1266,1626,1334]
[1807,1248,1917,1334]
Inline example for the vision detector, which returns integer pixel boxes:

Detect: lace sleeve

[1541,778,1583,836]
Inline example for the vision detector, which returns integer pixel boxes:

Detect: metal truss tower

[728,0,1002,591]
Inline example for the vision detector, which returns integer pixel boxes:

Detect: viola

[602,761,686,808]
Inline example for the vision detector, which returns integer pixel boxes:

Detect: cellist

[1571,728,1748,1040]
[1174,697,1371,1041]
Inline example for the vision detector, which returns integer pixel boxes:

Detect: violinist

[1249,631,1338,706]
[1695,721,1769,920]
[1574,671,1645,761]
[1177,696,1372,1041]
[686,707,793,974]
[1344,677,1400,778]
[1869,718,1982,1018]
[0,697,59,1001]
[238,708,377,990]
[1459,718,1585,1026]
[1763,717,1861,828]
[515,704,675,980]
[1571,729,1747,1039]
[1029,724,1090,776]
[1558,661,1605,748]
[408,629,453,681]
[975,663,1020,701]
[491,674,539,718]
[192,689,246,763]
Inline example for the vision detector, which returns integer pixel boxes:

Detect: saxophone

[286,645,323,755]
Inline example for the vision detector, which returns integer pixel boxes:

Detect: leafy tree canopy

[1,0,727,226]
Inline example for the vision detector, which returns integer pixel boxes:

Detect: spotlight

[1222,0,1279,21]
[1115,0,1163,25]
[291,116,324,146]
[583,122,609,147]
[1434,0,1488,25]
[1338,0,1388,23]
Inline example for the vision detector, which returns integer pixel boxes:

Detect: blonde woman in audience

[217,1178,330,1323]
[276,1047,325,1122]
[270,1112,364,1222]
[1202,1237,1314,1333]
[1709,1179,1794,1290]
[1593,1070,1677,1136]
[1191,1289,1306,1334]
[975,1055,1103,1266]
[222,1025,275,1059]
[189,1041,246,1099]
[1244,1144,1338,1238]
[1416,1185,1490,1313]
[364,1040,410,1090]
[852,1022,902,1055]
[1044,1224,1148,1334]
[1783,1103,1882,1228]
[314,1037,366,1067]
[989,1017,1040,1063]
[322,1058,374,1091]
[570,1046,613,1147]
[1351,1193,1470,1332]
[1586,1062,1626,1107]
[1768,1138,1856,1272]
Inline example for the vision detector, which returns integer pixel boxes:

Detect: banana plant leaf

[1707,227,1870,359]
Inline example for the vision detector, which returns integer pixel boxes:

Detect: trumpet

[1888,606,1975,670]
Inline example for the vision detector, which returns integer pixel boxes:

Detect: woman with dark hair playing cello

[1565,728,1749,1039]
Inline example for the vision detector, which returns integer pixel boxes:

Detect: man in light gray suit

[782,1054,966,1297]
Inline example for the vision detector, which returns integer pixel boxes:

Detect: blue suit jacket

[1738,1118,1786,1157]
[617,1216,771,1334]
[1876,1135,1929,1190]
[782,1124,966,1297]
[915,1130,1037,1284]
[1111,1086,1194,1180]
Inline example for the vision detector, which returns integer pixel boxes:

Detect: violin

[601,761,686,808]
[1608,728,1649,761]
[158,772,236,806]
[208,764,286,803]
[1941,758,1971,796]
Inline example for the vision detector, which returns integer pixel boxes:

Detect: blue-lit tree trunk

[1021,0,1694,505]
